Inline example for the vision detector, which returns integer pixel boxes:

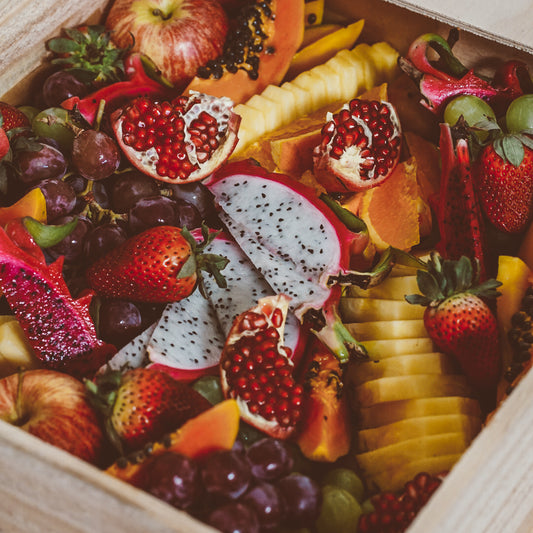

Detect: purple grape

[72,129,120,181]
[109,170,159,213]
[98,299,143,346]
[137,452,202,511]
[47,215,92,262]
[34,178,76,222]
[174,198,203,229]
[42,71,89,107]
[201,450,252,500]
[208,502,260,533]
[241,482,286,530]
[246,438,294,482]
[84,223,127,262]
[276,473,322,527]
[15,142,67,184]
[128,195,179,234]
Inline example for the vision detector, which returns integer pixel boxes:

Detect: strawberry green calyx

[47,25,130,85]
[405,253,502,307]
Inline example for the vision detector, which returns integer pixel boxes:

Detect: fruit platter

[0,0,533,531]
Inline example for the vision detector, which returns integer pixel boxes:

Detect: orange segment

[359,157,421,252]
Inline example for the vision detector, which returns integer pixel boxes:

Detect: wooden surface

[385,0,533,53]
[0,0,532,532]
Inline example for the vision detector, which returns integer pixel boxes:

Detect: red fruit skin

[0,370,105,465]
[474,144,533,234]
[0,102,30,131]
[423,293,501,393]
[86,225,197,303]
[112,368,211,452]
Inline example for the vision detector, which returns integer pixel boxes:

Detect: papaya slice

[185,0,305,104]
[106,399,240,484]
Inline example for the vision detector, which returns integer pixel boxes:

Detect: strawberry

[0,102,30,132]
[406,252,502,396]
[474,128,533,233]
[86,223,228,303]
[86,367,212,454]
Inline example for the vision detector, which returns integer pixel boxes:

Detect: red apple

[0,369,105,465]
[105,0,229,85]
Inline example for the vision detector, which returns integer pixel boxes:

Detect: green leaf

[47,38,80,54]
[404,293,432,306]
[177,254,197,279]
[22,216,78,248]
[501,135,525,167]
[416,270,442,301]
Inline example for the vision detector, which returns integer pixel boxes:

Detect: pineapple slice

[352,374,473,407]
[326,54,363,99]
[345,319,428,340]
[368,454,463,493]
[347,352,459,386]
[346,275,419,300]
[340,297,425,322]
[290,71,330,109]
[357,396,482,429]
[356,432,473,476]
[361,338,435,358]
[356,413,482,452]
[261,85,299,124]
[245,94,284,132]
[280,81,313,117]
[233,104,267,150]
[309,63,345,102]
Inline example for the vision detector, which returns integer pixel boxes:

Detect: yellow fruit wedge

[361,338,435,358]
[356,413,482,452]
[346,275,419,300]
[287,19,365,79]
[309,63,345,102]
[352,374,473,407]
[347,353,460,386]
[304,0,324,26]
[261,85,298,124]
[345,319,428,341]
[300,24,343,48]
[280,81,313,118]
[368,454,463,493]
[0,319,39,377]
[291,71,331,110]
[357,396,482,429]
[366,41,401,80]
[0,187,47,227]
[326,54,363,99]
[340,297,425,322]
[355,432,473,476]
[232,104,267,152]
[245,95,283,132]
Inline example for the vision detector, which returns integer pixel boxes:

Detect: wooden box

[0,0,532,531]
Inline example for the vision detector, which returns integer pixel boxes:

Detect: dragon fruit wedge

[0,225,115,378]
[205,160,379,363]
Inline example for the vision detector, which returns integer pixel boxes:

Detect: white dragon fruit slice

[98,323,156,374]
[205,160,368,363]
[147,287,226,373]
[200,230,308,365]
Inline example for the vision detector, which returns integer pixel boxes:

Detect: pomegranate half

[313,98,402,192]
[220,294,303,439]
[112,91,240,184]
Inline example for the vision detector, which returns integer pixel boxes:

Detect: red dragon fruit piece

[61,53,176,125]
[0,224,115,378]
[401,33,500,114]
[434,123,489,279]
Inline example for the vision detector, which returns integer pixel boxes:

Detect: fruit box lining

[0,0,533,532]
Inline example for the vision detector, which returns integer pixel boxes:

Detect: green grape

[18,105,40,123]
[443,95,496,140]
[315,485,362,533]
[506,94,533,133]
[32,107,76,152]
[322,467,365,502]
[360,497,375,514]
[191,375,223,405]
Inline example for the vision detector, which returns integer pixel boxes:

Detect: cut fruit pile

[341,263,483,492]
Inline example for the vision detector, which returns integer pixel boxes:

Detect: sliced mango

[287,19,365,79]
[346,275,419,300]
[345,319,428,341]
[361,338,435,358]
[340,297,425,322]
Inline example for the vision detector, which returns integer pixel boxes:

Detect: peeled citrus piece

[287,19,365,79]
[359,157,421,252]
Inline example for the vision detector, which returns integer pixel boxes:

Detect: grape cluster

[0,74,221,349]
[135,437,322,533]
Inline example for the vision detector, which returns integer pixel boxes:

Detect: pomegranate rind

[112,92,241,185]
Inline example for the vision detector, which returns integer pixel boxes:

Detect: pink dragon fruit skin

[0,225,115,378]
[205,160,368,363]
